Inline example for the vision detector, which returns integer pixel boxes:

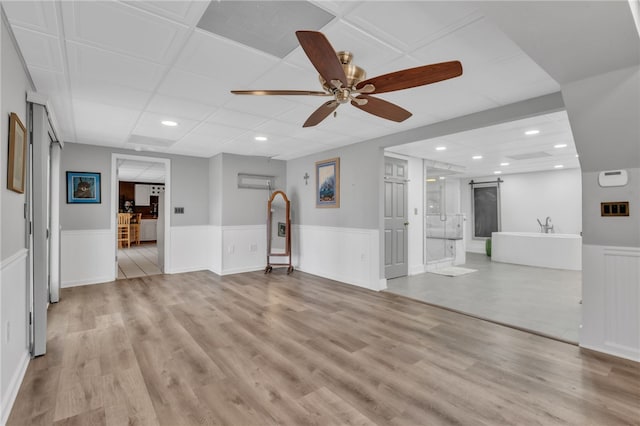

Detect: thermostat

[598,170,628,187]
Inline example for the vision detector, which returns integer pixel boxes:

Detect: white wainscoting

[61,230,115,287]
[168,226,214,274]
[292,225,383,291]
[0,249,30,426]
[210,225,222,275]
[581,244,640,362]
[221,225,266,275]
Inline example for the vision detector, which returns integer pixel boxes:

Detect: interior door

[384,157,409,279]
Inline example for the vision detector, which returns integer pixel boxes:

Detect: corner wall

[59,143,210,286]
[0,11,33,425]
[562,66,640,361]
[287,143,385,291]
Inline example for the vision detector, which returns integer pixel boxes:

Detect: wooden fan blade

[356,61,462,94]
[231,90,330,96]
[351,95,412,122]
[303,100,340,128]
[296,31,347,89]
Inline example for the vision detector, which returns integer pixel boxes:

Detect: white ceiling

[387,110,580,178]
[117,159,165,183]
[3,1,563,163]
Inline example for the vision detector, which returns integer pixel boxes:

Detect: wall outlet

[227,245,234,254]
[250,243,258,252]
[360,253,366,261]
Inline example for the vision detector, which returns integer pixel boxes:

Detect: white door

[384,157,409,279]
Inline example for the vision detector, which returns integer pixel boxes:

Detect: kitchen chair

[117,213,131,248]
[130,213,142,245]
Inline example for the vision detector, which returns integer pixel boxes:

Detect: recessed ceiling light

[472,155,483,160]
[255,136,268,141]
[500,162,510,166]
[161,120,178,127]
[134,147,142,152]
[575,154,579,158]
[494,170,502,174]
[525,129,540,135]
[554,164,564,169]
[435,146,447,151]
[554,144,567,148]
[439,176,445,180]
[426,178,437,182]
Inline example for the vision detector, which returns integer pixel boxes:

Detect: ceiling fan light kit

[231,30,463,127]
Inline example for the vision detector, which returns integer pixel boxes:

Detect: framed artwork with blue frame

[66,171,101,204]
[315,157,340,208]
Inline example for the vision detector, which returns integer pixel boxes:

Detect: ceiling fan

[231,30,463,128]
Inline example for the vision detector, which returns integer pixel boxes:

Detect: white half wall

[0,249,30,426]
[221,225,266,275]
[168,226,214,274]
[581,244,640,362]
[292,225,384,291]
[61,230,114,287]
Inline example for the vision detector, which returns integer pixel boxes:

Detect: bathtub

[491,232,582,270]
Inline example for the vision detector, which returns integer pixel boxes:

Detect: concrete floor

[386,253,581,343]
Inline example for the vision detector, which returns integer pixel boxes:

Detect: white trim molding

[168,226,214,274]
[292,225,383,291]
[581,244,640,362]
[221,225,266,275]
[0,352,29,426]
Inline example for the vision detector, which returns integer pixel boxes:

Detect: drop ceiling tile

[251,119,308,139]
[223,95,301,120]
[72,100,140,145]
[11,27,63,72]
[248,61,324,94]
[410,17,522,74]
[61,1,190,64]
[190,122,252,143]
[157,68,233,107]
[207,108,269,129]
[29,67,68,97]
[146,94,216,122]
[71,80,152,111]
[3,1,59,36]
[123,1,210,26]
[66,42,166,92]
[320,19,404,72]
[177,30,279,84]
[346,1,481,52]
[132,112,200,140]
[309,0,359,18]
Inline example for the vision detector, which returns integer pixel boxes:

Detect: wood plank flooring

[8,270,640,425]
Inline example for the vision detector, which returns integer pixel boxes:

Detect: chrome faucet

[537,217,554,233]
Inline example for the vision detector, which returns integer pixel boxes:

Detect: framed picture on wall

[316,157,340,208]
[66,171,101,204]
[7,112,27,193]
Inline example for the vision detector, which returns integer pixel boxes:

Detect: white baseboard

[409,264,427,276]
[0,351,29,426]
[292,225,382,291]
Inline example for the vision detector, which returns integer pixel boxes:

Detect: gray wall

[1,18,33,260]
[562,66,640,247]
[219,153,286,226]
[286,143,381,229]
[60,143,209,230]
[209,154,222,226]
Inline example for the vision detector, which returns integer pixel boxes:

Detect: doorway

[384,156,409,279]
[111,154,171,279]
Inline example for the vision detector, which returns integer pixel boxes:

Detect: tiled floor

[117,243,161,279]
[386,253,582,343]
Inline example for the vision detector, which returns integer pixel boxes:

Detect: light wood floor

[117,243,161,279]
[8,270,639,425]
